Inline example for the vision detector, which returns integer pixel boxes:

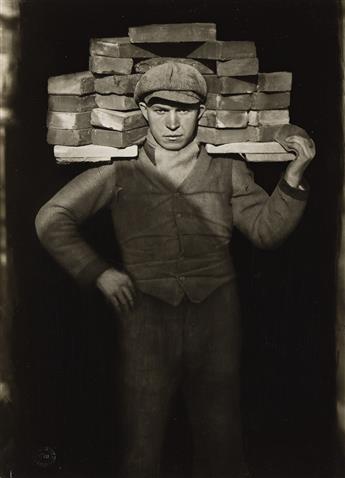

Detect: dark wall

[6,0,343,476]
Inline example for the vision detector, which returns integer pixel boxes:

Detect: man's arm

[231,135,315,249]
[35,163,136,314]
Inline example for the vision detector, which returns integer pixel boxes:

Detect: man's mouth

[164,135,183,139]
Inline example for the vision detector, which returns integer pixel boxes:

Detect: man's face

[139,99,205,150]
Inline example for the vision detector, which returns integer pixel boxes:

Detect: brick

[218,94,253,110]
[218,41,257,60]
[256,125,282,141]
[54,144,139,158]
[56,157,112,164]
[206,94,252,111]
[47,128,92,146]
[90,37,158,58]
[91,109,146,131]
[95,74,142,94]
[203,76,257,95]
[134,57,215,75]
[199,110,248,128]
[206,142,287,154]
[219,76,257,94]
[48,71,95,95]
[89,56,133,75]
[252,92,290,110]
[245,153,295,162]
[197,126,258,145]
[179,41,256,60]
[47,111,91,129]
[95,94,138,111]
[128,23,217,43]
[92,127,148,148]
[257,72,292,92]
[48,94,96,112]
[248,110,290,126]
[203,75,220,93]
[217,58,259,76]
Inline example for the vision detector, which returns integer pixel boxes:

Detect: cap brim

[144,90,202,105]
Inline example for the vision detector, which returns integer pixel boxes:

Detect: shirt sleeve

[231,158,309,249]
[35,162,118,286]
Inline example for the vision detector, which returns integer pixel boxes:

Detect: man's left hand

[282,135,316,188]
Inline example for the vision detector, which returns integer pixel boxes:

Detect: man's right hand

[96,268,136,315]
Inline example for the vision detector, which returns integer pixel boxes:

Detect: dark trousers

[118,282,248,478]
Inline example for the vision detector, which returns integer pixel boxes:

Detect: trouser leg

[183,283,249,478]
[118,293,183,478]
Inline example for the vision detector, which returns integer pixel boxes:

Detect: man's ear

[198,104,206,120]
[139,102,148,121]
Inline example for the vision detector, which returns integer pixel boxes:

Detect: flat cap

[134,62,208,104]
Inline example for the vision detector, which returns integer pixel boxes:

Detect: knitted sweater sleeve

[35,163,117,286]
[231,157,309,249]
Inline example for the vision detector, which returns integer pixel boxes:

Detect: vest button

[176,213,182,218]
[179,275,186,281]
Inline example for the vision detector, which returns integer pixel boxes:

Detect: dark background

[5,0,343,476]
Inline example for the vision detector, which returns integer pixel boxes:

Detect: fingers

[108,286,135,316]
[121,286,135,309]
[284,135,316,159]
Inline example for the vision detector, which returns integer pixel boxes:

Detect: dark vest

[110,146,238,305]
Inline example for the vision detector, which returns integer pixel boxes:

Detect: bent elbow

[35,203,57,245]
[252,230,285,251]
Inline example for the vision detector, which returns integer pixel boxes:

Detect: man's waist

[124,249,234,280]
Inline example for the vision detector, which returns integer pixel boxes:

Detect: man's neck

[144,131,200,187]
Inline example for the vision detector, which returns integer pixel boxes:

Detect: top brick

[128,23,217,43]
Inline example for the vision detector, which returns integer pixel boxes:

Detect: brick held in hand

[197,125,259,145]
[134,57,215,75]
[245,152,295,162]
[48,71,95,96]
[95,74,142,95]
[92,127,148,148]
[95,94,138,111]
[91,109,147,131]
[257,72,292,92]
[90,37,159,58]
[248,110,290,126]
[54,144,139,158]
[219,76,257,94]
[206,94,252,111]
[89,56,133,75]
[47,128,92,146]
[47,111,91,129]
[206,142,288,154]
[199,110,248,128]
[56,157,113,164]
[217,58,259,76]
[48,94,96,112]
[252,92,290,110]
[128,23,217,43]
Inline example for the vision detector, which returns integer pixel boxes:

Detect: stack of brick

[47,23,296,163]
[47,71,139,162]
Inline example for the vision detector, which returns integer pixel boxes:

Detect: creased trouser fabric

[117,281,249,478]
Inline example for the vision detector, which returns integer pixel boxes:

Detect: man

[35,62,315,478]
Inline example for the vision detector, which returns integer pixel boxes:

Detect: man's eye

[154,109,166,114]
[178,110,189,114]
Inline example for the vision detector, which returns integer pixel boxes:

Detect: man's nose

[165,111,180,130]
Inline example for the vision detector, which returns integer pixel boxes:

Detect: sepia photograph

[0,0,344,477]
